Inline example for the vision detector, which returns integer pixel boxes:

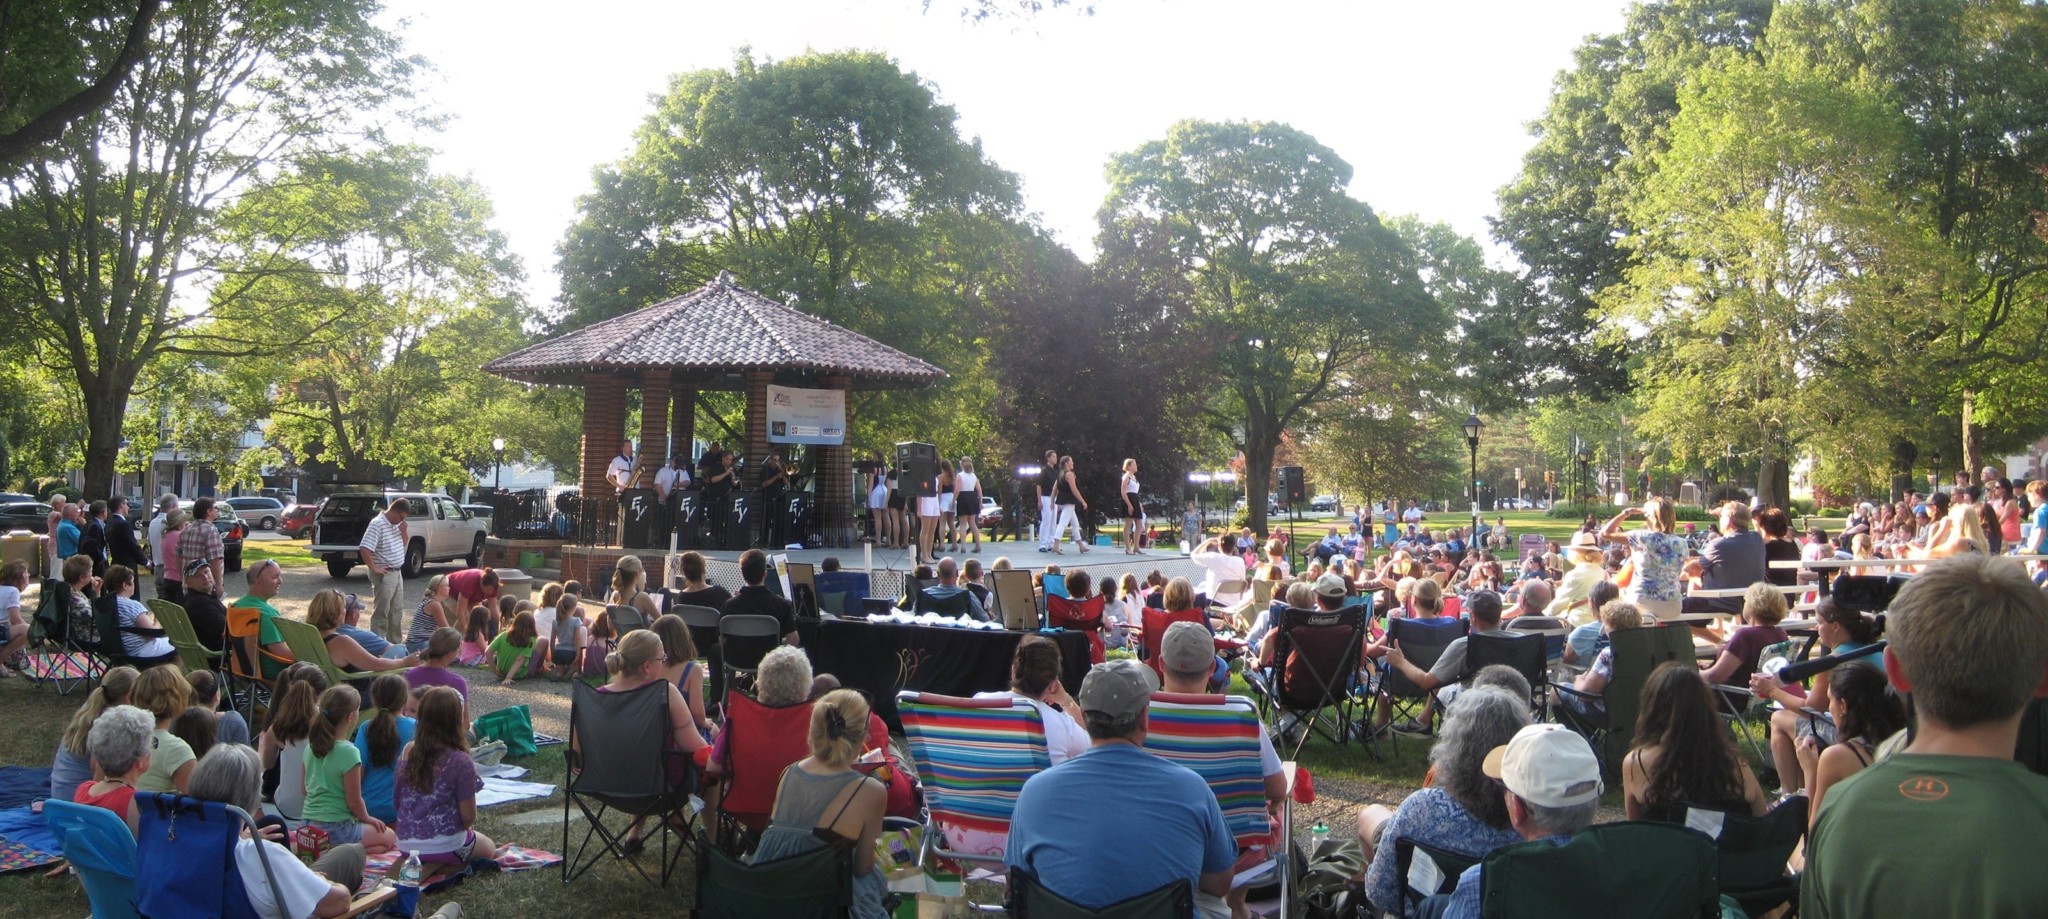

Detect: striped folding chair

[1143,692,1292,913]
[896,691,1050,893]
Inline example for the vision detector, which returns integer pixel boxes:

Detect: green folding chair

[1683,796,1807,919]
[1474,821,1719,919]
[150,599,221,676]
[274,617,406,691]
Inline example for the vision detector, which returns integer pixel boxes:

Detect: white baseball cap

[1482,724,1603,808]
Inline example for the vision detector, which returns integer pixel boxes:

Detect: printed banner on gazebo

[766,385,847,445]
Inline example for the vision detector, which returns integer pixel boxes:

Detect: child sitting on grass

[582,605,613,678]
[395,685,498,877]
[458,606,491,666]
[488,611,538,686]
[351,674,415,825]
[302,684,396,852]
[550,592,587,683]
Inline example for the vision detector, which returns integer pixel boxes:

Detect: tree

[1098,119,1444,536]
[0,0,415,500]
[0,0,162,165]
[201,147,534,487]
[555,50,1025,453]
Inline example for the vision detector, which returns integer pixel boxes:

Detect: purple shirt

[393,747,481,847]
[405,664,469,703]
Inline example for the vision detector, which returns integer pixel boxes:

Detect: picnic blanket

[0,766,51,809]
[0,806,61,873]
[358,845,562,894]
[476,778,556,808]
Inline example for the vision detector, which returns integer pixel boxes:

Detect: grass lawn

[243,540,327,569]
[1263,509,1587,550]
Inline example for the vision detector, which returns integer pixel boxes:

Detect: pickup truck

[308,487,489,579]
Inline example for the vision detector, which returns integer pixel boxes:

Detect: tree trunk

[1243,426,1276,540]
[1889,437,1918,503]
[81,386,131,502]
[1756,449,1791,511]
[1960,388,1980,485]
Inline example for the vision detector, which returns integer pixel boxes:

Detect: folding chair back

[608,602,650,635]
[21,578,95,694]
[225,603,285,726]
[1266,606,1367,749]
[152,599,219,676]
[1597,625,1695,777]
[897,691,1050,866]
[1393,836,1479,919]
[1506,615,1570,662]
[91,592,132,666]
[717,692,816,842]
[31,577,72,644]
[1143,694,1279,851]
[718,614,782,699]
[1683,797,1807,918]
[564,679,694,885]
[990,568,1039,630]
[273,617,357,690]
[675,604,723,660]
[45,798,139,919]
[1140,607,1206,681]
[695,830,853,919]
[1475,821,1719,919]
[135,792,268,919]
[1045,594,1107,664]
[914,586,977,618]
[1382,617,1467,702]
[1465,631,1549,718]
[1007,868,1191,919]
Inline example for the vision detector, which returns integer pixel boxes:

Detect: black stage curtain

[803,620,1090,731]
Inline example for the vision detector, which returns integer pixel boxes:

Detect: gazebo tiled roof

[484,272,946,389]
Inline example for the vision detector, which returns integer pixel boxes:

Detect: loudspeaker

[1279,466,1306,506]
[896,441,938,498]
[723,491,758,549]
[619,487,662,549]
[671,488,702,549]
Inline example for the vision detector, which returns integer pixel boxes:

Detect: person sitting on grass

[302,684,397,852]
[488,611,538,686]
[259,663,330,822]
[581,606,613,678]
[186,744,383,919]
[395,686,498,880]
[75,704,155,835]
[548,592,588,684]
[185,669,252,746]
[351,674,415,825]
[406,627,470,709]
[457,606,491,666]
[132,664,197,795]
[403,575,455,655]
[170,705,218,762]
[49,666,140,799]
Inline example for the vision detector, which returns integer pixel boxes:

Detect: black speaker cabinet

[723,491,759,549]
[896,441,938,498]
[619,488,662,549]
[1278,466,1306,505]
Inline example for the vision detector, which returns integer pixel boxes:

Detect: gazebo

[483,271,946,547]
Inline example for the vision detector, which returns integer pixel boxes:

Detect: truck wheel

[326,557,354,579]
[402,539,426,578]
[466,534,485,569]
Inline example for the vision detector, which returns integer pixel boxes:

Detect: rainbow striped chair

[1143,692,1292,912]
[896,691,1051,884]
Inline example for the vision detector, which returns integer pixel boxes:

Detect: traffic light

[1544,470,1555,486]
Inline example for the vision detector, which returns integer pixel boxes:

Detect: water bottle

[1309,822,1330,853]
[394,850,422,917]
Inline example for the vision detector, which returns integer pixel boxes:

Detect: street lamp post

[1576,445,1593,511]
[1462,413,1483,538]
[1929,449,1943,493]
[491,437,506,493]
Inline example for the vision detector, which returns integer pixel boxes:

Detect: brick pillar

[818,375,854,546]
[743,370,773,484]
[580,374,628,502]
[670,385,696,461]
[638,368,670,484]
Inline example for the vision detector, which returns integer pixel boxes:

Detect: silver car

[222,495,287,530]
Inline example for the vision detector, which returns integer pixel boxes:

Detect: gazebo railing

[482,491,561,540]
[566,495,620,547]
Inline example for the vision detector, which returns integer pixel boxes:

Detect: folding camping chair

[1393,837,1480,919]
[274,617,405,693]
[134,792,397,919]
[1045,594,1107,664]
[1465,631,1550,721]
[1379,617,1467,746]
[1549,624,1694,781]
[1257,605,1370,757]
[695,825,857,919]
[562,678,697,886]
[22,577,98,694]
[897,692,1050,902]
[90,591,167,670]
[1505,615,1571,668]
[225,603,290,729]
[1138,607,1207,681]
[1712,637,1794,770]
[1469,821,1719,918]
[711,691,815,853]
[1006,868,1191,919]
[44,798,139,919]
[151,598,223,676]
[717,614,782,701]
[1681,796,1808,919]
[912,584,979,619]
[1144,693,1292,913]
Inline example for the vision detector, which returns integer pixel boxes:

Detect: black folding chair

[1006,867,1192,919]
[1473,821,1719,919]
[694,828,855,919]
[1380,617,1467,748]
[1257,605,1370,757]
[608,602,650,636]
[675,603,725,712]
[1393,836,1480,919]
[1680,796,1808,919]
[562,679,696,886]
[718,614,782,701]
[1549,625,1694,781]
[1466,631,1550,721]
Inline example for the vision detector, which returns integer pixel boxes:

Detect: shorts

[1795,710,1839,746]
[305,819,365,845]
[917,496,941,517]
[938,493,956,514]
[552,643,578,667]
[409,829,478,866]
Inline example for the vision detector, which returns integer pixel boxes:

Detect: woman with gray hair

[754,645,814,707]
[74,705,155,834]
[1355,688,1532,914]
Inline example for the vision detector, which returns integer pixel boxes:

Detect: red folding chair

[711,692,815,850]
[1139,607,1207,680]
[1045,594,1107,664]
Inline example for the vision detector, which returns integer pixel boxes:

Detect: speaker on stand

[895,442,938,500]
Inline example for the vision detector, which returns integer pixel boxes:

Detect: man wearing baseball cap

[1382,589,1512,737]
[1434,724,1603,919]
[1006,659,1236,917]
[178,556,229,656]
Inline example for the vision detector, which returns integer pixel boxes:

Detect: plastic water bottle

[1309,822,1330,853]
[394,850,422,917]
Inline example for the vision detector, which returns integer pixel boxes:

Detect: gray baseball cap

[1160,621,1215,677]
[1078,658,1159,727]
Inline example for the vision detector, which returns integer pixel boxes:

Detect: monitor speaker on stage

[896,441,938,498]
[1279,466,1306,506]
[724,491,758,549]
[620,487,661,549]
[672,488,702,549]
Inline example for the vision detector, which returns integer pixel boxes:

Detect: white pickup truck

[308,488,490,579]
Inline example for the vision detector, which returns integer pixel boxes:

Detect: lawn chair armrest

[338,884,396,918]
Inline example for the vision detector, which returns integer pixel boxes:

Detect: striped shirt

[359,513,407,569]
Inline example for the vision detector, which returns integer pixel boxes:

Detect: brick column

[580,373,628,502]
[638,368,670,483]
[743,370,773,483]
[670,384,696,462]
[817,375,854,546]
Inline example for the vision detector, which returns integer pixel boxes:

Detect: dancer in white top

[1120,458,1143,555]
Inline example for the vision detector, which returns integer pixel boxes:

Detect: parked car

[0,501,52,533]
[461,504,495,522]
[976,496,1004,528]
[279,502,320,538]
[0,492,37,506]
[138,505,247,573]
[1309,494,1338,513]
[308,487,489,579]
[223,495,287,530]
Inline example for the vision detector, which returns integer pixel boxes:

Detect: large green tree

[0,0,415,500]
[1098,120,1443,536]
[0,0,161,165]
[555,50,1024,454]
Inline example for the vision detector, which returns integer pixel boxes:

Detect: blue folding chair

[135,792,272,919]
[44,798,139,919]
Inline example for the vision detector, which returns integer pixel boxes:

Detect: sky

[382,0,1635,311]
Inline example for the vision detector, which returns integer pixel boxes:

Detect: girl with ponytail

[351,673,415,824]
[303,684,395,851]
[258,662,329,820]
[752,688,889,919]
[590,629,708,852]
[50,665,140,799]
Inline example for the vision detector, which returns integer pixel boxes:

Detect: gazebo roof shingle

[484,272,946,389]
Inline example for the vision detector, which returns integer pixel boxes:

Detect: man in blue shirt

[1432,724,1603,919]
[54,503,82,561]
[1006,659,1235,918]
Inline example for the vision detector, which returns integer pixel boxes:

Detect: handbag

[473,704,539,758]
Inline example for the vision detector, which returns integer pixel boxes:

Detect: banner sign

[766,385,846,445]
